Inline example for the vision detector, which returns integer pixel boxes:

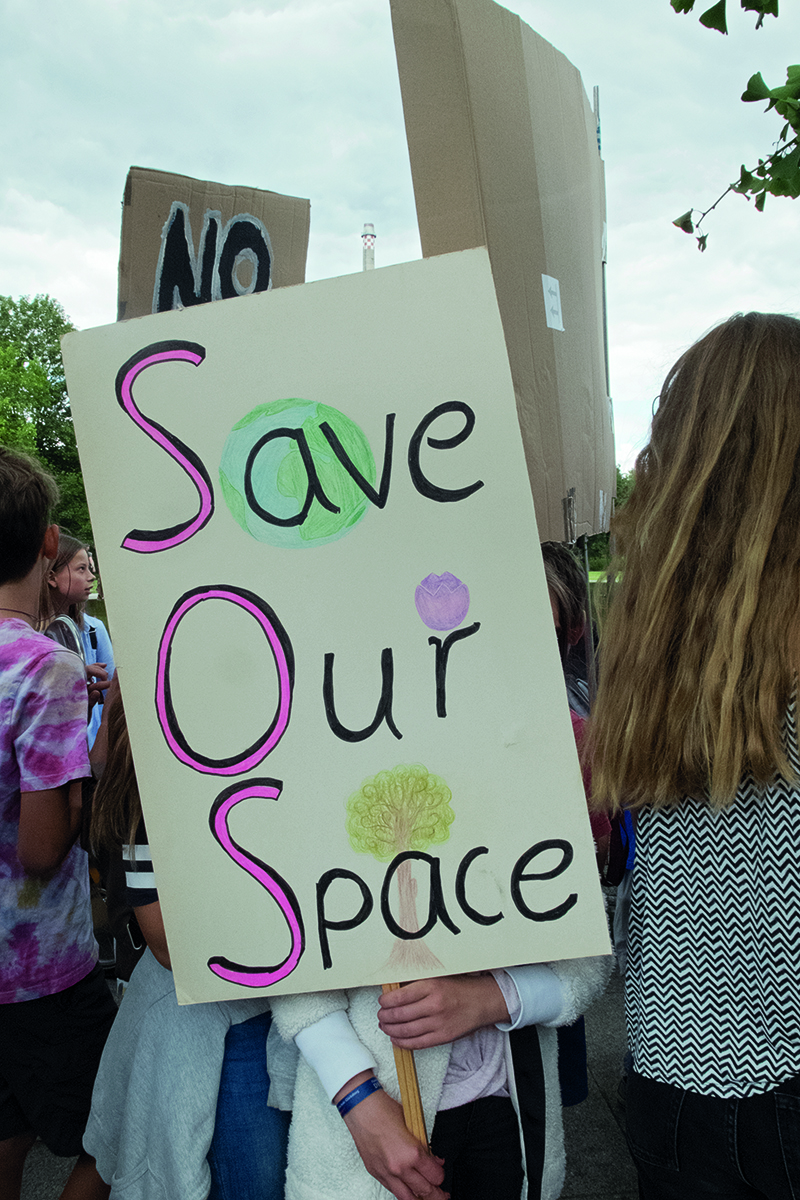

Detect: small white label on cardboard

[599,488,609,529]
[541,275,564,332]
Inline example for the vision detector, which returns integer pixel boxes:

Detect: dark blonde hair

[589,312,800,811]
[91,692,142,855]
[541,541,587,665]
[43,532,89,627]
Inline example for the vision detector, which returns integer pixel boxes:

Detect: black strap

[509,1024,547,1197]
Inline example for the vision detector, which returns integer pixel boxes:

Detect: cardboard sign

[64,248,609,1004]
[390,0,615,542]
[117,167,310,321]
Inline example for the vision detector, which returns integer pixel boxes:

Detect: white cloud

[1,0,799,468]
[0,191,118,328]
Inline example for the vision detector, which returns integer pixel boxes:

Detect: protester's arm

[378,973,512,1048]
[17,778,84,876]
[85,662,110,710]
[123,812,167,968]
[335,1079,447,1200]
[16,650,90,876]
[293,1009,376,1097]
[134,901,171,969]
[280,998,447,1200]
[92,620,116,678]
[89,673,120,778]
[378,964,581,1048]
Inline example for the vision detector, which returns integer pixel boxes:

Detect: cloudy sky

[2,0,799,469]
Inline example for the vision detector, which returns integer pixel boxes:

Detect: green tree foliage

[346,764,455,970]
[0,344,49,452]
[0,295,93,543]
[670,0,798,249]
[586,466,635,571]
[671,0,778,36]
[346,764,455,860]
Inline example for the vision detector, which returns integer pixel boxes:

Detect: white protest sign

[63,248,609,1004]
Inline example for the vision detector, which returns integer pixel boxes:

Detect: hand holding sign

[379,974,509,1049]
[337,1067,446,1200]
[379,972,508,1181]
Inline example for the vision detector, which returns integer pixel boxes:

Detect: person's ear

[41,524,59,564]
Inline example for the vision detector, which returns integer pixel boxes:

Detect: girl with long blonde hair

[43,533,112,741]
[589,311,800,1198]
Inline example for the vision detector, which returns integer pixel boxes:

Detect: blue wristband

[336,1076,382,1117]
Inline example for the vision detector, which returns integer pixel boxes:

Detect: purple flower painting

[414,572,470,631]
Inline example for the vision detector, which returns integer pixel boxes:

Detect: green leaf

[741,0,778,17]
[769,144,800,186]
[774,102,800,132]
[671,0,696,11]
[733,164,757,193]
[742,71,772,102]
[768,85,800,103]
[697,234,709,251]
[673,210,695,233]
[699,0,728,32]
[782,112,800,133]
[755,190,767,210]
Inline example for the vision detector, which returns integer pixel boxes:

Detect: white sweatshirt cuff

[494,963,564,1030]
[294,1010,376,1101]
[491,969,522,1025]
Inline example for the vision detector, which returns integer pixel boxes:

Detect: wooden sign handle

[381,982,428,1147]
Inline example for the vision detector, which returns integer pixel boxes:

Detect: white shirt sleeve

[492,964,565,1030]
[294,1010,377,1101]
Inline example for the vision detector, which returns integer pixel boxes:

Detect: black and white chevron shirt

[626,720,800,1099]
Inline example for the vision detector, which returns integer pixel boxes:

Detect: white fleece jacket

[270,953,611,1200]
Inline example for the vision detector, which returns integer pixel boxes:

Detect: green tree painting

[346,764,455,971]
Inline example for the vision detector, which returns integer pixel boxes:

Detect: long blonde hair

[40,532,89,628]
[589,312,800,812]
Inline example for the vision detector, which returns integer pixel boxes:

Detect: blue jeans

[207,1012,291,1200]
[627,1070,800,1199]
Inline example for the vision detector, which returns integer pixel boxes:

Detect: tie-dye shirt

[0,619,95,1002]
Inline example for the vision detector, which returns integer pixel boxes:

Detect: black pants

[627,1070,800,1199]
[0,964,117,1156]
[430,1096,524,1200]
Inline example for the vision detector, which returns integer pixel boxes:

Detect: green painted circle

[219,399,377,549]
